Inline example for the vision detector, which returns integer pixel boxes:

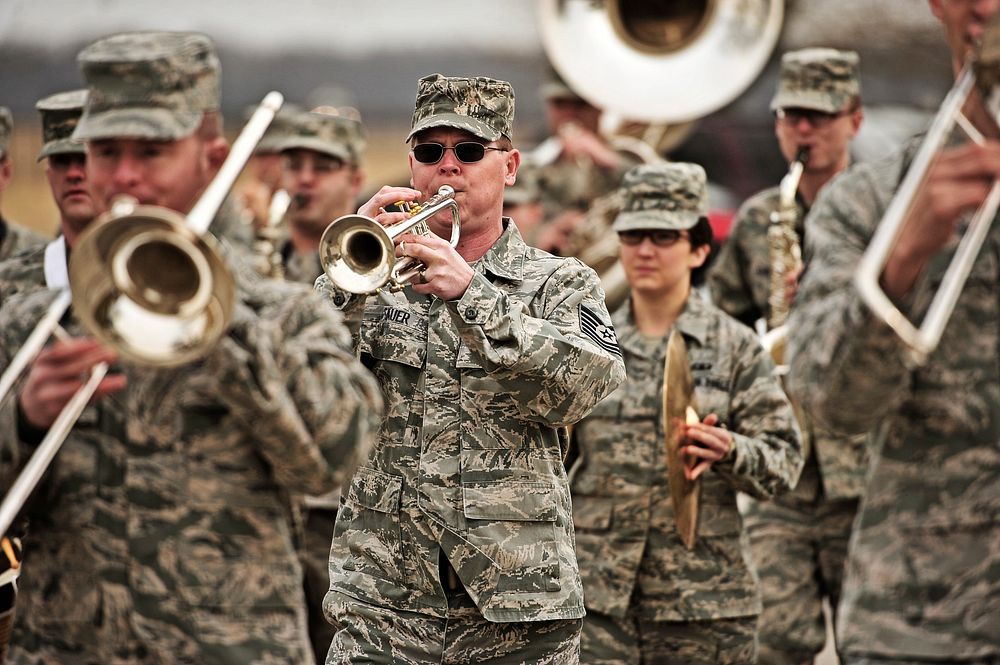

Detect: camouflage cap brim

[405,112,500,143]
[274,136,353,163]
[770,90,845,114]
[612,210,700,233]
[37,138,86,162]
[74,106,202,141]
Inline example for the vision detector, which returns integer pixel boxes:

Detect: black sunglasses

[412,142,506,164]
[618,229,687,247]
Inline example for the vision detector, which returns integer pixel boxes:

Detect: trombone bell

[69,201,234,367]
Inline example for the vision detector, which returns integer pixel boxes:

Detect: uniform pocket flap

[463,481,558,522]
[362,319,427,369]
[571,497,614,530]
[348,467,403,514]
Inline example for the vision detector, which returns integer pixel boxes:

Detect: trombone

[0,91,285,539]
[854,39,1000,367]
[319,185,460,295]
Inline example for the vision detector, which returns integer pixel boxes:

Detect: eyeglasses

[411,142,506,164]
[618,229,687,247]
[775,107,852,127]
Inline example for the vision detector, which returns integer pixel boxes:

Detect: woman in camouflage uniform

[570,162,803,664]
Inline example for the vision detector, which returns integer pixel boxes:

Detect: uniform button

[333,294,345,306]
[465,307,478,319]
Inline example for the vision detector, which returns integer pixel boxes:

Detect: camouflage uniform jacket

[787,136,1000,659]
[280,238,323,286]
[0,218,45,262]
[570,291,803,621]
[0,221,383,664]
[708,187,866,500]
[315,219,626,623]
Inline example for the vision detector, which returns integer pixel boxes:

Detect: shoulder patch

[580,306,622,357]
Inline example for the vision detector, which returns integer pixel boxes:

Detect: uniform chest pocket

[361,320,428,369]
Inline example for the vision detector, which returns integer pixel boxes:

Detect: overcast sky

[0,0,542,56]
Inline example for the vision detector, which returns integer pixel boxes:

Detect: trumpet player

[316,73,625,664]
[277,109,365,285]
[708,48,869,665]
[0,31,382,664]
[0,107,46,262]
[788,1,1000,663]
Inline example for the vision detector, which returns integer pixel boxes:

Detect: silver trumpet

[0,91,285,539]
[854,15,1000,367]
[319,185,461,295]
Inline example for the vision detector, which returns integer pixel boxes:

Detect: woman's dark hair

[689,216,714,286]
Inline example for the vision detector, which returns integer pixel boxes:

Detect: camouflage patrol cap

[0,107,11,159]
[75,31,221,142]
[252,103,302,154]
[275,109,366,164]
[612,162,707,232]
[770,48,861,113]
[406,73,514,142]
[35,89,88,161]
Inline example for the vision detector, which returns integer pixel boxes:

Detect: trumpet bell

[69,203,234,367]
[319,214,396,295]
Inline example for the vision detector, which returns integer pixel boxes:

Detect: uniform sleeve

[313,274,366,350]
[786,162,912,436]
[713,332,804,500]
[707,206,762,327]
[448,257,626,427]
[203,284,383,496]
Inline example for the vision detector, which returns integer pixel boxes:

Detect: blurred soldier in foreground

[570,163,802,664]
[317,73,626,663]
[277,108,365,285]
[709,49,869,664]
[787,1,1000,663]
[0,90,98,306]
[0,107,46,261]
[0,31,381,664]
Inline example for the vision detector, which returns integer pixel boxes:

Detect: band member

[526,71,635,255]
[0,107,46,261]
[570,163,803,664]
[708,49,869,664]
[238,102,302,235]
[277,108,365,284]
[0,31,382,663]
[787,2,1000,663]
[316,73,626,663]
[0,90,97,305]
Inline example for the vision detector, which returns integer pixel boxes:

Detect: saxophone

[761,146,809,366]
[767,146,809,328]
[252,189,291,279]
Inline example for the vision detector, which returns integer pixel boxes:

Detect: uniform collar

[475,217,525,282]
[612,288,710,357]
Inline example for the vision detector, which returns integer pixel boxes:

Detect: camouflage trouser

[302,507,338,664]
[325,590,582,664]
[847,657,1000,665]
[742,474,859,665]
[580,610,757,665]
